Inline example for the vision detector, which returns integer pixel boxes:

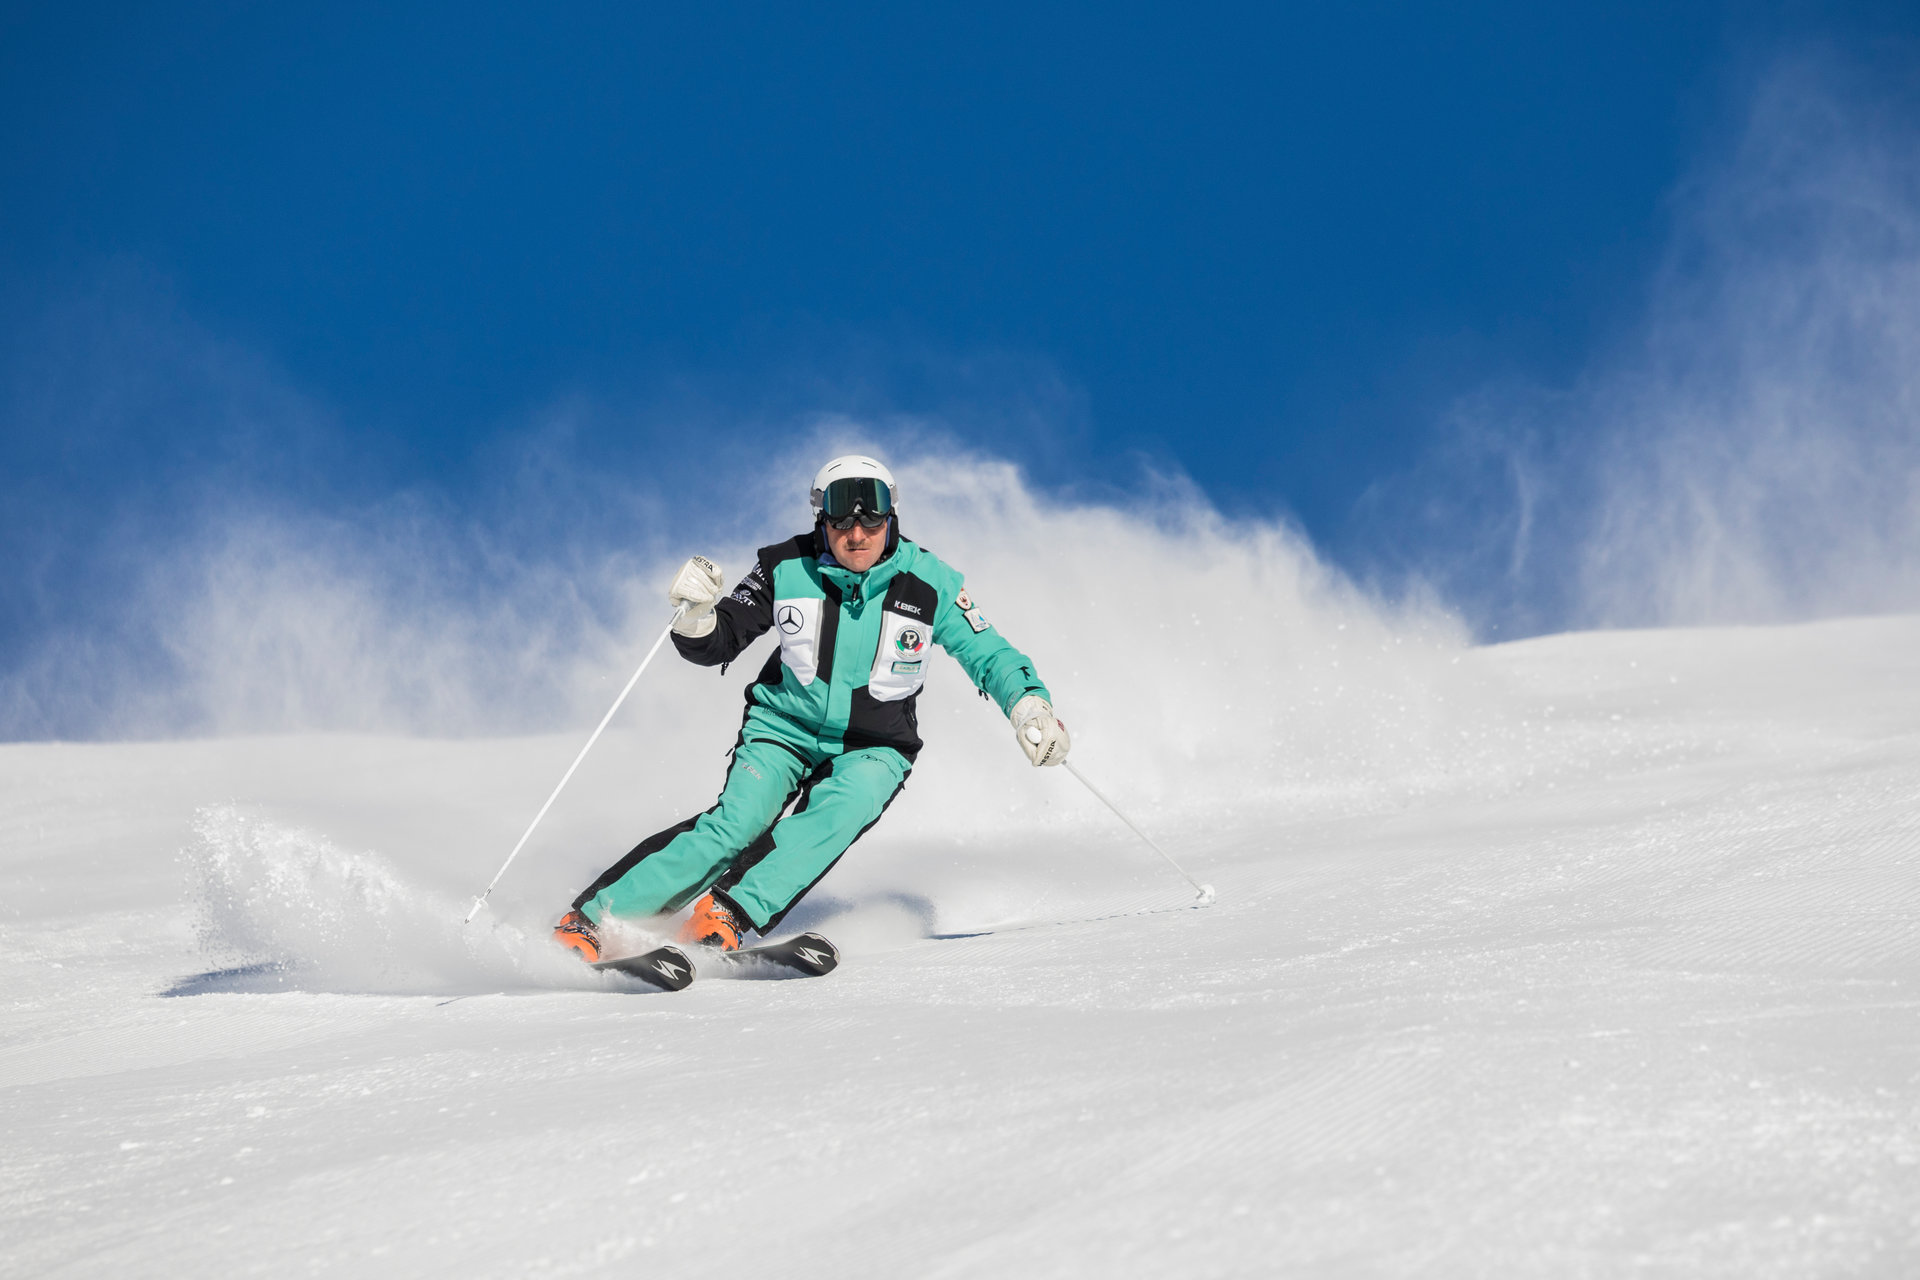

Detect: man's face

[823,517,888,572]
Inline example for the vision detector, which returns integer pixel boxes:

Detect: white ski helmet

[809,455,898,522]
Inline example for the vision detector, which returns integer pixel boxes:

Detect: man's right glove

[1009,694,1071,767]
[667,556,726,637]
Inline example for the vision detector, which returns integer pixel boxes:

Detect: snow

[5,614,1920,1276]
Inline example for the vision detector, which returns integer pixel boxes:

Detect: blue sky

[4,2,1919,732]
[2,3,1746,500]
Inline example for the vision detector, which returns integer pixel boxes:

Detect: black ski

[720,931,840,978]
[589,933,837,990]
[592,943,696,992]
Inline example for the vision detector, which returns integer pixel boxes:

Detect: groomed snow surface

[5,615,1920,1277]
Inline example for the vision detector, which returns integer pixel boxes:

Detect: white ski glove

[667,556,726,637]
[1009,694,1071,767]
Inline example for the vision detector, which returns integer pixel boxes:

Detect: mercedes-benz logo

[777,605,804,635]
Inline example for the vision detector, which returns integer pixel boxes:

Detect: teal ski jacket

[673,527,1050,761]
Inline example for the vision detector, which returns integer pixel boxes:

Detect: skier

[552,455,1071,962]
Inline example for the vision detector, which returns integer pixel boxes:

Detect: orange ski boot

[679,893,747,951]
[553,909,602,963]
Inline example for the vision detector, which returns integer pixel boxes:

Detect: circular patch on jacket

[894,626,926,656]
[777,605,805,634]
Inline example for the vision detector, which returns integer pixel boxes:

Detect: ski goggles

[817,477,894,530]
[824,511,891,530]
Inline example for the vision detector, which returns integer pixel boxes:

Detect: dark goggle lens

[826,511,891,530]
[819,477,893,521]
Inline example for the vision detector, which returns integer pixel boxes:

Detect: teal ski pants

[572,733,911,934]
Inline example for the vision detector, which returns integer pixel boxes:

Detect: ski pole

[1063,760,1215,905]
[463,606,686,924]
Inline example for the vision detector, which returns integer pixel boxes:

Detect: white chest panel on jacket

[773,597,823,686]
[867,608,932,703]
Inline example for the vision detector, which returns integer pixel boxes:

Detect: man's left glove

[668,556,726,637]
[1010,694,1071,767]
